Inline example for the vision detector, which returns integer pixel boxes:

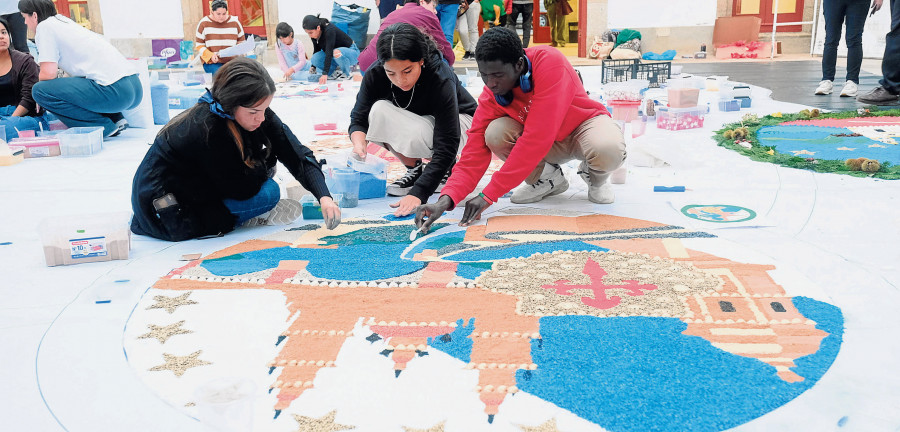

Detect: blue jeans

[435,3,460,46]
[310,43,360,76]
[32,74,142,137]
[880,0,900,93]
[0,106,48,141]
[223,178,280,227]
[203,62,223,75]
[822,0,870,83]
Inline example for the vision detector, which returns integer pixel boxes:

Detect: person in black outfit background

[348,23,477,217]
[130,58,340,242]
[302,14,361,85]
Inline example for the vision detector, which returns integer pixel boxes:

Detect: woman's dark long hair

[0,17,11,49]
[18,0,57,24]
[375,22,436,64]
[302,14,329,31]
[162,58,275,168]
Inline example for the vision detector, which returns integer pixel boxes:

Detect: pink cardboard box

[667,88,700,108]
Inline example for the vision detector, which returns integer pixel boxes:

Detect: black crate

[601,59,671,88]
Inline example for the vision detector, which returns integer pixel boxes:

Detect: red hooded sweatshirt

[440,46,610,206]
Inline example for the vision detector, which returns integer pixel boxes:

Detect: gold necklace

[391,83,416,110]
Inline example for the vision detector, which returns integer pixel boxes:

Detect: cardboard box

[712,16,762,48]
[715,42,773,59]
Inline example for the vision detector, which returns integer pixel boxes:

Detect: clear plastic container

[147,56,167,70]
[39,212,131,266]
[604,80,648,101]
[58,126,103,157]
[9,136,60,158]
[348,155,387,199]
[704,76,728,91]
[656,106,705,131]
[718,99,741,112]
[736,96,752,108]
[609,100,641,122]
[327,168,360,208]
[667,87,700,108]
[301,194,343,219]
[666,77,703,89]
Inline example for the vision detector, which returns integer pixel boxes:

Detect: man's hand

[415,195,454,234]
[320,196,342,229]
[318,74,328,85]
[390,195,423,217]
[460,195,490,226]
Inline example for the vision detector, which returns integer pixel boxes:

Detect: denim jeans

[31,74,142,137]
[203,62,224,75]
[507,3,534,48]
[880,0,900,94]
[223,178,280,227]
[435,3,460,46]
[310,43,360,76]
[822,0,870,83]
[0,106,49,141]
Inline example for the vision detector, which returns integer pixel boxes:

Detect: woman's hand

[333,49,342,59]
[414,195,453,234]
[318,74,328,85]
[873,0,883,13]
[459,195,490,226]
[390,195,423,217]
[319,196,342,229]
[211,53,220,63]
[352,141,368,161]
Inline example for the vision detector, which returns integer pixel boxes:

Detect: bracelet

[479,192,494,205]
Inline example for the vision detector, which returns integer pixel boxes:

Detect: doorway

[51,0,93,30]
[202,0,267,38]
[531,0,585,56]
[733,0,806,32]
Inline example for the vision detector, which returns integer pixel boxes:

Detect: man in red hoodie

[415,27,625,232]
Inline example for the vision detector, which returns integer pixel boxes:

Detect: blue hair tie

[199,90,235,120]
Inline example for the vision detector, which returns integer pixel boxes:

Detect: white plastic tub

[39,212,131,266]
[58,126,104,157]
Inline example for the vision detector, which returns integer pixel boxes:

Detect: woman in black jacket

[302,14,360,85]
[0,16,46,141]
[130,58,340,241]
[348,22,477,217]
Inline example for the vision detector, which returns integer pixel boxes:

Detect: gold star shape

[870,143,887,148]
[148,350,211,377]
[138,320,192,344]
[518,418,562,432]
[835,146,857,151]
[790,150,816,156]
[403,421,445,432]
[293,410,355,431]
[146,292,197,314]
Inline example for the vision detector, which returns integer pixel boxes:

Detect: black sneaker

[387,163,424,196]
[106,118,129,138]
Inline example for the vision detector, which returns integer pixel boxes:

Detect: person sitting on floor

[130,58,340,242]
[349,22,477,217]
[20,0,141,138]
[195,0,246,75]
[358,0,455,72]
[415,27,626,232]
[302,14,360,85]
[275,22,310,81]
[0,16,46,141]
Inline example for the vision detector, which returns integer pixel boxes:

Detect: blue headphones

[199,90,235,120]
[494,55,533,107]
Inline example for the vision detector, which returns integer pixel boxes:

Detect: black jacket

[349,53,477,202]
[311,23,355,76]
[130,106,331,241]
[3,50,39,116]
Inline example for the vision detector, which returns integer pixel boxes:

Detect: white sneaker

[577,161,615,204]
[814,80,833,95]
[243,199,302,227]
[840,81,858,97]
[510,164,569,204]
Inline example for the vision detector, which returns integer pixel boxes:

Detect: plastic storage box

[325,168,360,208]
[58,126,103,157]
[39,213,131,266]
[301,194,342,219]
[667,87,700,108]
[718,99,741,112]
[604,80,648,101]
[348,156,387,199]
[147,56,167,70]
[656,106,705,130]
[735,96,752,108]
[9,136,60,158]
[169,86,207,109]
[609,100,641,122]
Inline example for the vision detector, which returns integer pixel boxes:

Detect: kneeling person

[349,23,477,216]
[416,27,625,230]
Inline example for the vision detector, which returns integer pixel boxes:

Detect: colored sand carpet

[124,215,843,431]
